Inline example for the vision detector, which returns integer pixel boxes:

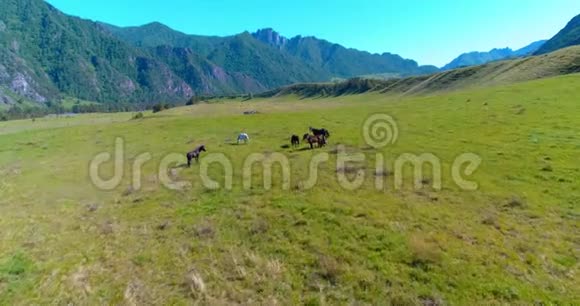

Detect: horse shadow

[296,147,313,152]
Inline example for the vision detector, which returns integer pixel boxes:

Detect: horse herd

[186,126,330,167]
[299,127,330,149]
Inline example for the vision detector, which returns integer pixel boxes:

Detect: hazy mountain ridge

[442,40,547,70]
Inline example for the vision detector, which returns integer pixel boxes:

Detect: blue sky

[46,0,580,67]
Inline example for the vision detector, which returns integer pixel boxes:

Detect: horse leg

[187,156,191,167]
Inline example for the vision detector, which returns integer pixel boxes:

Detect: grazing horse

[187,145,206,167]
[303,134,326,149]
[309,127,330,139]
[291,135,300,148]
[237,133,250,144]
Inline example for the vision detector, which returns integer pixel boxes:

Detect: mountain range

[443,13,580,70]
[0,0,578,109]
[441,40,547,70]
[535,13,580,55]
[0,0,437,106]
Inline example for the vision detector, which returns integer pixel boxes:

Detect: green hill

[0,0,194,104]
[99,22,225,57]
[204,32,330,89]
[535,13,580,54]
[148,45,265,95]
[104,25,441,91]
[102,24,331,92]
[263,46,580,98]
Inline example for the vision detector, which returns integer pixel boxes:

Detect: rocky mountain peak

[252,28,288,49]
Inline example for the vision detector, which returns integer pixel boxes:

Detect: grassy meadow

[0,74,579,304]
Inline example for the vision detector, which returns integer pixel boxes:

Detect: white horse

[237,133,250,144]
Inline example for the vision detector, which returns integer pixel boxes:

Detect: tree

[152,103,170,113]
[186,96,198,106]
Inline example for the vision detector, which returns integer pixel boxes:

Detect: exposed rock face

[119,78,136,94]
[252,28,288,49]
[231,72,265,93]
[211,65,227,82]
[159,66,193,97]
[10,73,46,103]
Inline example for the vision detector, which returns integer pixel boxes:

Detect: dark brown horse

[187,145,206,167]
[309,127,330,139]
[303,134,326,149]
[291,135,300,148]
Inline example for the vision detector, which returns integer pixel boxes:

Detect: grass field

[0,74,579,304]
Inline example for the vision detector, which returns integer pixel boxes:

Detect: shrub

[186,96,199,106]
[505,196,526,209]
[409,235,442,267]
[132,112,144,120]
[152,103,171,113]
[317,255,341,284]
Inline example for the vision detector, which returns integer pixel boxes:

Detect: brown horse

[303,134,326,149]
[309,127,330,139]
[186,145,206,167]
